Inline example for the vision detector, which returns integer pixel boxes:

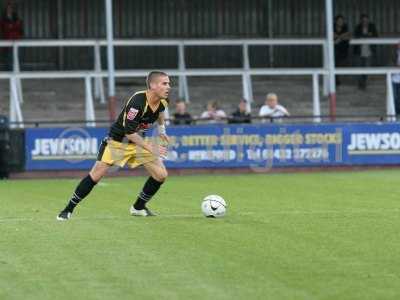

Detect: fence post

[323,43,329,97]
[9,78,15,127]
[85,76,96,127]
[12,43,24,104]
[105,0,117,120]
[178,43,189,102]
[386,72,396,122]
[268,0,274,67]
[312,73,321,123]
[242,43,253,112]
[241,73,252,113]
[9,77,24,128]
[94,41,106,104]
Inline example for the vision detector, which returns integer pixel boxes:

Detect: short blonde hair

[266,93,278,101]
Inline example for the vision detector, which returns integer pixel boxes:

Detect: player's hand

[159,133,170,145]
[150,143,168,158]
[158,144,168,159]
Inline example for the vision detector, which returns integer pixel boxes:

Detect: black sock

[64,174,97,212]
[133,177,164,210]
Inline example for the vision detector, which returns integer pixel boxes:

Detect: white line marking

[0,209,398,223]
[0,218,34,222]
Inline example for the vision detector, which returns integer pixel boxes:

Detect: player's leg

[130,159,168,216]
[57,161,110,220]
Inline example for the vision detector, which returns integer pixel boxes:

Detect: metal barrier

[0,38,399,127]
[8,114,398,129]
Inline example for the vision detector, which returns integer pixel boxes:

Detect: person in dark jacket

[229,99,251,124]
[353,14,378,90]
[0,3,23,71]
[0,110,9,179]
[334,15,350,86]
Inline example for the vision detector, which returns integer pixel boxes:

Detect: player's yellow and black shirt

[108,91,168,142]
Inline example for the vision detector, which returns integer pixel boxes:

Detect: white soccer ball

[201,195,227,218]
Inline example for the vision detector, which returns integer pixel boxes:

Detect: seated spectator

[259,93,290,122]
[229,99,251,124]
[200,100,227,123]
[172,99,193,125]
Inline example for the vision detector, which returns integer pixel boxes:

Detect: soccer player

[56,71,170,220]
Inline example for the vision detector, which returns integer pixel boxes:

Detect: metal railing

[0,38,399,128]
[8,114,397,129]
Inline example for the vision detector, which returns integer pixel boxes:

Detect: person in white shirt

[259,93,290,122]
[200,100,227,123]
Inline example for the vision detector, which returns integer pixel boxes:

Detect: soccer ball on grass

[201,195,227,218]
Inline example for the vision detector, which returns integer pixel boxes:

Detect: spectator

[200,100,227,123]
[392,43,400,115]
[0,104,6,125]
[172,99,193,125]
[259,93,290,122]
[0,3,23,71]
[334,15,351,86]
[0,106,8,179]
[229,99,251,124]
[353,14,378,90]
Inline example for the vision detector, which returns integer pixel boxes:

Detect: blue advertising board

[26,127,108,170]
[25,123,400,170]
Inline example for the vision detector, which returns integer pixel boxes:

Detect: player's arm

[123,101,166,157]
[157,111,166,127]
[126,132,150,150]
[157,112,169,144]
[126,132,166,157]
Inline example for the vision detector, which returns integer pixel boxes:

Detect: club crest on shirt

[127,108,139,120]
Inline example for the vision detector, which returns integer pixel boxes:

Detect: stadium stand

[0,75,387,124]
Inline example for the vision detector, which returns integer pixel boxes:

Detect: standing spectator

[200,100,227,123]
[0,101,8,179]
[392,43,400,115]
[259,93,289,122]
[0,3,23,71]
[334,15,351,86]
[172,99,193,125]
[229,99,251,124]
[353,14,378,90]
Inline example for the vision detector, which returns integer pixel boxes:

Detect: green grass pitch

[1,170,400,300]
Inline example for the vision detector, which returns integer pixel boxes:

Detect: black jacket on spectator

[353,23,378,56]
[334,24,350,61]
[173,112,193,125]
[228,110,251,124]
